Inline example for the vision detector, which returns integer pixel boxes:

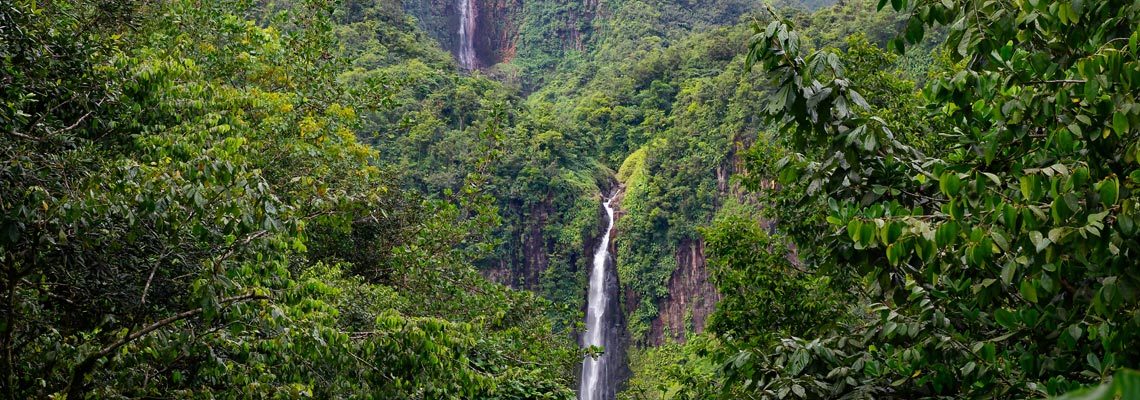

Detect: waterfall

[457,0,477,69]
[580,196,615,400]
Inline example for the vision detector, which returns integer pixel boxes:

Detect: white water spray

[457,0,477,69]
[580,196,615,400]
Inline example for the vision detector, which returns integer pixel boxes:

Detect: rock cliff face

[622,141,752,346]
[402,0,599,69]
[617,235,721,347]
[604,189,633,395]
[520,198,552,288]
[648,238,721,345]
[473,0,522,65]
[480,197,559,291]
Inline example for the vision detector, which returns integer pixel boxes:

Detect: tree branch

[140,263,159,305]
[62,293,269,398]
[1024,79,1086,85]
[4,129,42,142]
[45,111,94,136]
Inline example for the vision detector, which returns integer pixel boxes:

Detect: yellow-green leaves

[848,219,862,242]
[887,243,905,266]
[947,197,965,220]
[935,221,960,247]
[939,171,962,197]
[1053,125,1075,152]
[1113,111,1130,135]
[1097,176,1120,208]
[967,238,993,266]
[848,219,877,249]
[1020,174,1043,201]
[880,222,903,245]
[1020,280,1039,303]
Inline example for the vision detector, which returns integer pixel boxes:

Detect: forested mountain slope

[397,0,836,88]
[1,1,578,397]
[4,0,1140,399]
[532,0,933,348]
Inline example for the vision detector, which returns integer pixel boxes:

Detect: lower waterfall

[580,196,616,400]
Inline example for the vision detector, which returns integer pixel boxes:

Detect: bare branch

[1024,79,1086,85]
[45,111,94,136]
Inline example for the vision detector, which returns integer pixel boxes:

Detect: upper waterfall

[457,0,477,69]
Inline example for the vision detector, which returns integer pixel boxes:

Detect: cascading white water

[580,197,615,400]
[456,0,477,70]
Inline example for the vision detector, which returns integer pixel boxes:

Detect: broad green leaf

[1021,280,1039,303]
[936,222,959,247]
[792,384,806,398]
[860,223,876,247]
[1113,111,1130,135]
[1020,175,1039,201]
[1068,324,1084,341]
[994,309,1018,328]
[1001,263,1016,285]
[887,243,904,266]
[981,342,996,362]
[961,361,977,375]
[1098,177,1119,207]
[1030,231,1050,252]
[1002,203,1018,228]
[940,172,962,197]
[848,220,862,242]
[880,222,903,244]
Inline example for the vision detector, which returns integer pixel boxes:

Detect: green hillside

[3,0,1139,398]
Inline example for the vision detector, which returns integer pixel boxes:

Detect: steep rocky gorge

[482,187,638,397]
[401,0,599,70]
[613,192,723,347]
[456,0,522,68]
[481,161,748,395]
[396,0,776,393]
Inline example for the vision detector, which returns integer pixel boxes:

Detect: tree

[715,0,1140,397]
[1,1,578,397]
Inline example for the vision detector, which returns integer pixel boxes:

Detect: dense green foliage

[622,0,1140,398]
[1,0,578,397]
[701,200,841,347]
[747,0,1139,396]
[383,0,915,352]
[7,0,1138,397]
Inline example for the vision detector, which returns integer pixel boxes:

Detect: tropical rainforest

[2,0,1139,399]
